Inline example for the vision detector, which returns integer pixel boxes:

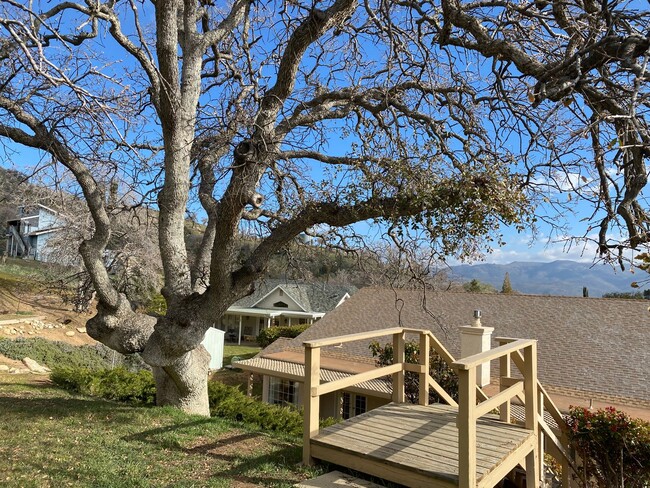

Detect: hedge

[51,366,335,435]
[257,324,310,348]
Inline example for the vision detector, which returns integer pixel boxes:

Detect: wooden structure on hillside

[302,328,583,488]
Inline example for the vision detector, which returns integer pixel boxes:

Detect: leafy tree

[601,291,648,300]
[463,279,497,294]
[501,272,514,294]
[0,0,647,415]
[369,340,458,404]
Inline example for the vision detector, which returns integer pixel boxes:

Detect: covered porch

[219,308,323,344]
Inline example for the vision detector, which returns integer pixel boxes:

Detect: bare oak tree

[0,0,646,414]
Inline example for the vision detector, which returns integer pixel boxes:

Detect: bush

[0,338,147,371]
[369,340,459,404]
[52,366,329,437]
[0,338,108,369]
[51,366,156,405]
[208,381,304,436]
[565,406,650,488]
[257,324,310,348]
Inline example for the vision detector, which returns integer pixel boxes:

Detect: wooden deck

[311,402,536,488]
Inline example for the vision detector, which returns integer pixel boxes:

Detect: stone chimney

[460,310,494,387]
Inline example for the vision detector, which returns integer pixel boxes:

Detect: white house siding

[255,289,304,311]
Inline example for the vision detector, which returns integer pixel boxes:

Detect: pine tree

[501,272,514,294]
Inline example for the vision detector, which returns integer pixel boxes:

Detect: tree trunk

[151,346,211,416]
[87,297,213,417]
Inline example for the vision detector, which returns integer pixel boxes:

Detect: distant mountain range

[449,260,646,297]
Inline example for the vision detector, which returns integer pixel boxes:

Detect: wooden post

[538,389,545,482]
[458,367,477,488]
[392,331,405,404]
[499,352,511,422]
[523,342,540,488]
[238,315,242,345]
[561,458,569,487]
[302,345,320,465]
[419,332,430,406]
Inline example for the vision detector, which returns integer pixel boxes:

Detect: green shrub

[369,340,459,404]
[257,324,310,348]
[51,366,156,405]
[0,338,107,369]
[208,381,304,436]
[0,338,147,371]
[50,366,94,392]
[566,406,650,488]
[52,366,334,436]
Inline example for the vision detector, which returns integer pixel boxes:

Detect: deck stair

[8,225,31,256]
[302,328,583,488]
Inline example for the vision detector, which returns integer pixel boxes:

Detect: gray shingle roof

[232,279,357,313]
[273,288,650,405]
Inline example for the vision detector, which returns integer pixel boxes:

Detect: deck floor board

[311,403,535,488]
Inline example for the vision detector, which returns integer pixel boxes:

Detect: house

[5,205,65,262]
[235,287,650,420]
[217,280,356,343]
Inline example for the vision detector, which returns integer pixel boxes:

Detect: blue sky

[0,143,610,266]
[1,1,644,270]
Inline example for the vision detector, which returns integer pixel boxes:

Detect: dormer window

[273,301,289,308]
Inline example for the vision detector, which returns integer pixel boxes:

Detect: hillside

[450,260,645,297]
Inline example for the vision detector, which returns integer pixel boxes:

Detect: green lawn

[223,345,261,366]
[0,375,321,487]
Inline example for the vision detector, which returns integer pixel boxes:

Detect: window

[341,392,367,419]
[273,301,289,308]
[268,378,300,407]
[298,318,308,325]
[355,395,367,416]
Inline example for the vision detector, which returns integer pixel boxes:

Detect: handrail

[496,337,584,487]
[427,374,458,407]
[452,338,536,370]
[303,327,404,348]
[474,380,524,419]
[456,338,539,488]
[316,363,401,396]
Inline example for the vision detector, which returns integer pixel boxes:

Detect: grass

[223,345,261,366]
[0,374,323,487]
[217,345,264,398]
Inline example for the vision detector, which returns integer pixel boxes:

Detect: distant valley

[449,260,646,298]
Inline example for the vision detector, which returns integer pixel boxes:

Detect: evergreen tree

[501,272,514,294]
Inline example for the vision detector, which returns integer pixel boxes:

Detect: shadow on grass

[1,385,308,486]
[125,418,305,485]
[0,392,139,420]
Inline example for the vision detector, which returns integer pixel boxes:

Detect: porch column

[459,310,494,387]
[266,316,271,329]
[238,315,242,345]
[287,317,292,327]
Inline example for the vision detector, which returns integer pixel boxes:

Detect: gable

[253,286,306,311]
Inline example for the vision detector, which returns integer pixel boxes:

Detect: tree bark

[151,347,211,416]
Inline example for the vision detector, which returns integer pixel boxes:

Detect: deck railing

[496,337,583,488]
[453,339,540,488]
[302,327,578,488]
[302,327,492,464]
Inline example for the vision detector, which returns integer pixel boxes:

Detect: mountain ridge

[449,259,645,297]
